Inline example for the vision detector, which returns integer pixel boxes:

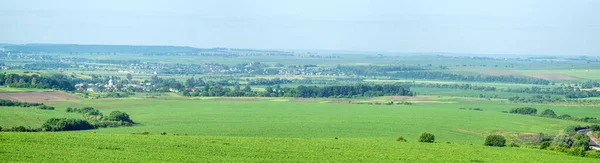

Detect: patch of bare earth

[526,73,580,80]
[212,97,260,101]
[0,92,81,104]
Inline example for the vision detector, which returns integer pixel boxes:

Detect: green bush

[42,118,95,131]
[539,141,551,149]
[107,111,134,124]
[38,105,55,110]
[591,124,600,131]
[540,109,556,117]
[551,134,573,148]
[418,132,435,143]
[396,136,407,142]
[509,107,537,115]
[484,135,506,147]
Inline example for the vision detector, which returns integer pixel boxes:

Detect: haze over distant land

[0,0,598,56]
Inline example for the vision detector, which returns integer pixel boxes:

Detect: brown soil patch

[525,73,580,80]
[456,128,481,135]
[212,97,260,101]
[0,92,81,104]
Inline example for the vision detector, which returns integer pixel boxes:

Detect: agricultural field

[1,132,597,162]
[2,45,600,162]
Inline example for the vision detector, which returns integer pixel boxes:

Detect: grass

[0,106,82,127]
[0,132,595,162]
[517,69,600,81]
[0,87,54,93]
[27,98,587,145]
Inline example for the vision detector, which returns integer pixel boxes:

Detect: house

[169,88,180,92]
[87,87,99,92]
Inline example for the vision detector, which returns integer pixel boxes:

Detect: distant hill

[3,44,204,54]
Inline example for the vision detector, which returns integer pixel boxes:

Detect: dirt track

[0,92,81,104]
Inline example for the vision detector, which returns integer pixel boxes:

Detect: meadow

[0,97,590,145]
[1,132,596,162]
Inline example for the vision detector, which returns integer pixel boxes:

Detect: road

[577,129,600,150]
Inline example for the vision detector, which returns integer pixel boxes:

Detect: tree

[551,134,574,149]
[509,107,537,115]
[419,132,435,143]
[540,109,556,117]
[185,77,196,88]
[126,73,133,81]
[591,124,600,131]
[484,135,506,147]
[107,111,134,123]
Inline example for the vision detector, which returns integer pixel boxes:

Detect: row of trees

[0,73,75,91]
[507,107,600,123]
[388,72,550,85]
[182,84,415,98]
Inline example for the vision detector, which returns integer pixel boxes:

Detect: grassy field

[0,106,82,127]
[517,69,600,81]
[0,98,572,145]
[0,87,54,93]
[0,132,595,162]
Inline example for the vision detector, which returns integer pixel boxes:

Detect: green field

[1,132,595,162]
[0,98,590,145]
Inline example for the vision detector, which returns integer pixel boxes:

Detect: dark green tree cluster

[183,84,414,98]
[67,107,135,127]
[484,135,506,147]
[247,78,291,85]
[0,73,75,91]
[418,132,435,143]
[509,107,537,115]
[106,111,134,124]
[37,105,55,110]
[41,118,95,131]
[388,71,549,85]
[0,99,43,107]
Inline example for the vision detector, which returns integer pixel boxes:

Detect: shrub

[509,107,537,115]
[38,105,55,110]
[551,134,573,148]
[396,136,407,142]
[42,118,95,131]
[572,140,589,149]
[107,111,134,124]
[539,141,551,149]
[484,135,506,147]
[540,109,556,117]
[418,132,435,143]
[591,124,600,131]
[508,142,519,147]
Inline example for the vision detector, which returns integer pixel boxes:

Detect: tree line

[183,84,415,98]
[0,73,75,91]
[0,99,54,110]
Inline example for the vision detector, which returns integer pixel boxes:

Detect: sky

[0,0,599,55]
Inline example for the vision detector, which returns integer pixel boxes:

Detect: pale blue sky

[1,0,598,55]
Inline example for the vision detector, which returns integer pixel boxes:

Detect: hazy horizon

[1,0,599,56]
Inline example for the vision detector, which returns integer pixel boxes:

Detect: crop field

[517,70,600,81]
[1,132,596,162]
[0,97,589,145]
[3,46,600,162]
